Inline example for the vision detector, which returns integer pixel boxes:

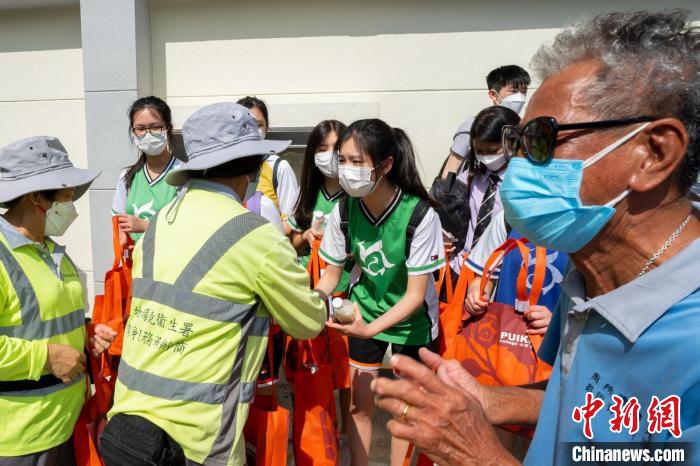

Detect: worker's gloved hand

[45,343,86,383]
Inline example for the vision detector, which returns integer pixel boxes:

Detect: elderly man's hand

[419,348,495,418]
[372,351,518,466]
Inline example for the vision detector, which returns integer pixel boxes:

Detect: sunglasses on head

[502,116,656,165]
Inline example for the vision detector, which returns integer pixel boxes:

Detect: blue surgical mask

[500,123,650,253]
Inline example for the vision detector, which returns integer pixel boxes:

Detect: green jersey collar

[358,188,403,227]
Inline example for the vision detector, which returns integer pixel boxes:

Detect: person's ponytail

[338,119,438,207]
[123,152,147,191]
[390,127,438,207]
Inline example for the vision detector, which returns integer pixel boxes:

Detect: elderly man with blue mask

[372,10,700,465]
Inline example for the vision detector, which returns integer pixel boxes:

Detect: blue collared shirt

[0,216,67,279]
[525,239,700,465]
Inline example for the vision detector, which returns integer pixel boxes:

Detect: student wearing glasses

[112,96,182,242]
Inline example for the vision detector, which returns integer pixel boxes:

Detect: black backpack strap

[272,157,282,193]
[339,197,350,254]
[405,198,431,258]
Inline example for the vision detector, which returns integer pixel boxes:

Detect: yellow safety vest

[110,181,313,465]
[0,220,86,456]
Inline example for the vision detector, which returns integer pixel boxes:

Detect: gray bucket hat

[0,136,100,207]
[166,102,291,186]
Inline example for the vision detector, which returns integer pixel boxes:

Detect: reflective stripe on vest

[0,241,84,340]
[119,210,270,464]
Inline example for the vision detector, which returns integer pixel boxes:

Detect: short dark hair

[4,189,59,210]
[237,96,270,128]
[486,65,531,92]
[189,155,265,180]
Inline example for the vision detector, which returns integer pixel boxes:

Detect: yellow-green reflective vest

[110,183,323,465]
[0,220,86,456]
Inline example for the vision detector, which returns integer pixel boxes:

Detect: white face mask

[44,201,78,237]
[314,151,337,178]
[134,132,168,156]
[475,153,507,171]
[338,165,379,197]
[499,92,527,114]
[258,128,266,139]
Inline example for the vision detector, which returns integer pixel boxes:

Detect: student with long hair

[449,106,521,270]
[286,120,353,458]
[316,119,444,466]
[288,119,347,253]
[112,96,181,242]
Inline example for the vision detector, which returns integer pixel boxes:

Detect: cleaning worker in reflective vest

[102,102,327,466]
[0,136,117,466]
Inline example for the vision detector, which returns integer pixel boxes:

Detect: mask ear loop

[366,173,383,196]
[604,187,632,208]
[583,122,651,168]
[367,155,393,196]
[582,122,649,209]
[165,181,190,225]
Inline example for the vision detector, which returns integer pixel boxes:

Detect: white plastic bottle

[331,297,355,324]
[312,210,326,234]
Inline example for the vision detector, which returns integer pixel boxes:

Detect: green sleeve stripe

[286,216,301,232]
[407,257,445,273]
[319,248,345,266]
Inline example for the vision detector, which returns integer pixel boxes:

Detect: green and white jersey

[320,190,445,345]
[112,157,181,240]
[287,185,345,233]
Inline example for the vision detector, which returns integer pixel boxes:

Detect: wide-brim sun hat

[0,136,100,208]
[166,102,291,186]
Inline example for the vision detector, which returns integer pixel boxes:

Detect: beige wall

[0,6,95,305]
[1,0,699,307]
[151,0,700,184]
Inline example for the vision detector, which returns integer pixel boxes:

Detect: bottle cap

[332,297,344,309]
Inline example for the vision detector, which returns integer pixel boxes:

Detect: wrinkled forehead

[522,61,601,127]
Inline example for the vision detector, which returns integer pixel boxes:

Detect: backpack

[338,196,431,258]
[247,155,282,210]
[429,156,471,253]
